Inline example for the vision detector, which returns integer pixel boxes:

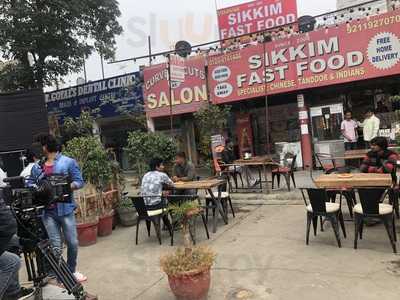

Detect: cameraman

[0,192,34,299]
[30,134,86,283]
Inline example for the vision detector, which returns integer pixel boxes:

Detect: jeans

[0,252,20,299]
[344,142,357,151]
[42,212,78,274]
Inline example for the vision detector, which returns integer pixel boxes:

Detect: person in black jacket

[0,193,34,300]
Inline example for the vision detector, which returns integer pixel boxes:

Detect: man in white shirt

[360,108,380,149]
[20,143,42,179]
[341,110,358,151]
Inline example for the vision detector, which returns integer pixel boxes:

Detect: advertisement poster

[211,134,225,172]
[217,0,298,40]
[236,113,254,156]
[209,9,400,104]
[46,73,143,122]
[143,55,208,118]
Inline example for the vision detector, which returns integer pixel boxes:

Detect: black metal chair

[353,188,397,253]
[131,196,172,245]
[220,163,244,191]
[272,155,297,191]
[166,195,210,246]
[389,187,400,219]
[300,188,346,247]
[205,176,235,221]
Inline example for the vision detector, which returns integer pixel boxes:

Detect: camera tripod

[14,206,87,300]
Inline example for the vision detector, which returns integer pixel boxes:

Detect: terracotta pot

[77,220,98,247]
[168,268,211,300]
[116,207,137,227]
[98,210,114,237]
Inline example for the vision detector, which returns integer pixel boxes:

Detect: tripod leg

[37,240,87,300]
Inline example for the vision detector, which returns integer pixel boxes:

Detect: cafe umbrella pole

[167,54,174,134]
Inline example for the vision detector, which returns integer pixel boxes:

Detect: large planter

[116,207,137,227]
[168,268,211,300]
[98,210,114,237]
[77,220,98,247]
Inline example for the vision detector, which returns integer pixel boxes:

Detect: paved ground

[21,170,400,299]
[74,198,400,300]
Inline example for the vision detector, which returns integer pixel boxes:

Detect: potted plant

[115,192,137,227]
[64,136,114,243]
[161,202,216,300]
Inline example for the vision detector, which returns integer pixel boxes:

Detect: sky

[60,0,337,89]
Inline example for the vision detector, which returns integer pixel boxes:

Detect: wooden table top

[229,156,279,167]
[173,179,225,190]
[314,173,392,188]
[234,155,272,164]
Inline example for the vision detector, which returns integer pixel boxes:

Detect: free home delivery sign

[209,9,400,104]
[46,73,143,121]
[217,0,298,39]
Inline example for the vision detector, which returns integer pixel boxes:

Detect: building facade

[144,1,400,168]
[46,72,144,169]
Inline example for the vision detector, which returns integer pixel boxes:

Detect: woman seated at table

[140,157,174,210]
[360,137,398,182]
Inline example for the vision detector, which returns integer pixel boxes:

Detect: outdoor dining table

[332,149,368,161]
[314,173,393,189]
[173,179,227,233]
[221,156,279,193]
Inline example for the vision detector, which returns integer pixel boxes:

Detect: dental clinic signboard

[217,0,298,40]
[209,9,400,104]
[45,72,143,122]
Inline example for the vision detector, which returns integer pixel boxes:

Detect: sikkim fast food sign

[209,9,400,104]
[144,55,208,118]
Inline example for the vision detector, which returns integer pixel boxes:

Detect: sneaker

[74,271,88,283]
[17,287,35,300]
[3,287,35,300]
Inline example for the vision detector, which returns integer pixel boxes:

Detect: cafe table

[314,173,393,189]
[331,149,368,161]
[221,156,279,193]
[173,179,227,233]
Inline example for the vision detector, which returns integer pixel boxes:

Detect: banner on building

[45,73,143,123]
[217,0,298,41]
[236,113,254,157]
[144,55,208,118]
[170,54,186,83]
[209,9,400,104]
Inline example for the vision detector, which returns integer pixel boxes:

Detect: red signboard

[209,9,400,104]
[217,0,298,40]
[144,55,208,118]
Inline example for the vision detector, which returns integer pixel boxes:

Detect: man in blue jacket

[30,134,86,283]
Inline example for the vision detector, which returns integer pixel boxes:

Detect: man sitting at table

[141,158,174,210]
[171,152,197,196]
[360,137,398,182]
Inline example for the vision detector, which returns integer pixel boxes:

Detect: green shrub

[125,131,177,177]
[63,136,112,190]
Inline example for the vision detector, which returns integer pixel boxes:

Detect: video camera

[0,175,86,300]
[2,174,72,209]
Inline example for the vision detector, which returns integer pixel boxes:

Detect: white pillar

[147,116,155,132]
